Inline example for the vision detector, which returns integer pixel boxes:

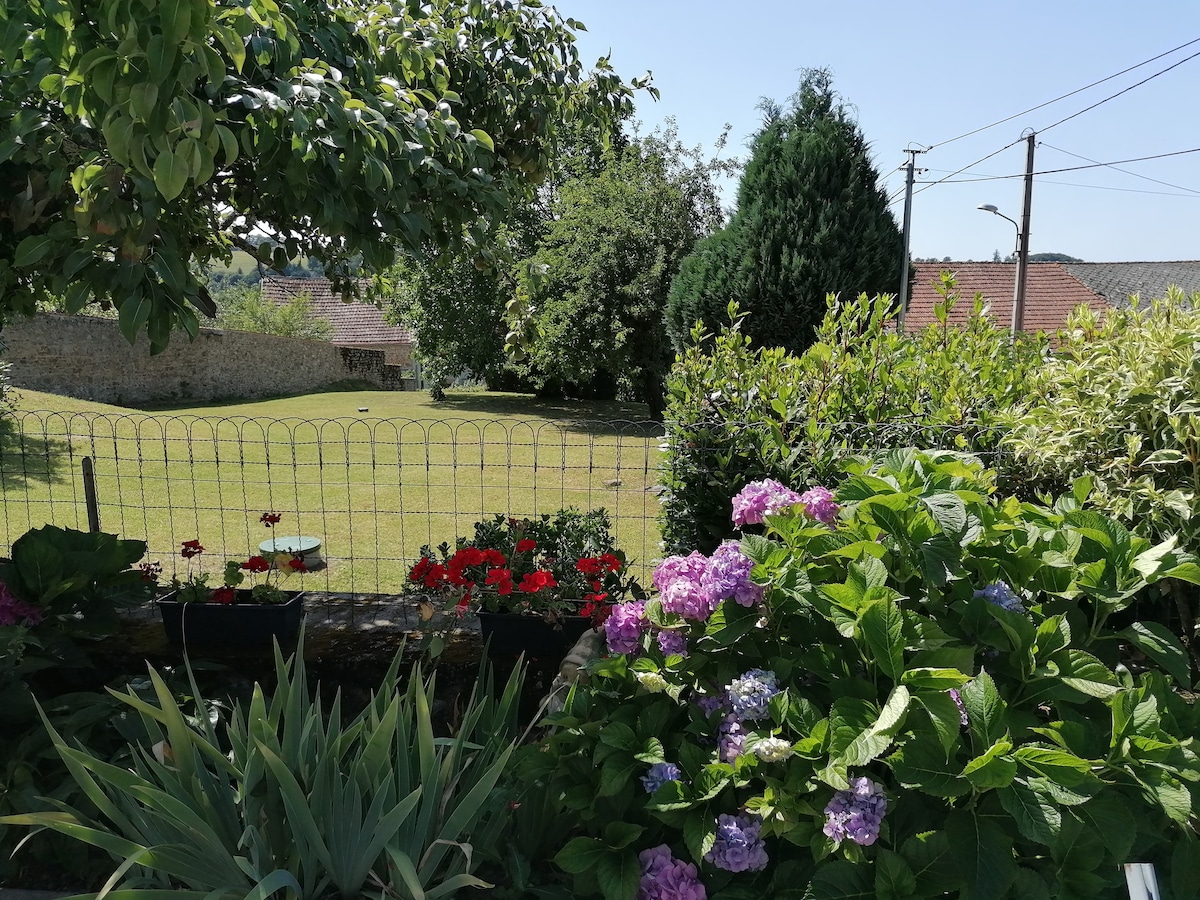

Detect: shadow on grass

[431,392,664,438]
[0,416,75,489]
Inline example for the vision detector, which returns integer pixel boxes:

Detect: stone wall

[1,314,409,405]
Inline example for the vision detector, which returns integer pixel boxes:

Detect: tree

[518,125,730,418]
[666,69,903,356]
[1,0,649,351]
[214,284,330,340]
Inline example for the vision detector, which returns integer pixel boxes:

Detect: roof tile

[260,277,414,345]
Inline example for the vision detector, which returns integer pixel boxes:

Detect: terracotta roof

[905,262,1108,333]
[260,276,414,345]
[1062,261,1200,307]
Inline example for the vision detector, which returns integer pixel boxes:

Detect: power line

[1040,141,1200,195]
[1036,49,1200,134]
[890,138,1023,206]
[925,36,1200,151]
[909,146,1200,184]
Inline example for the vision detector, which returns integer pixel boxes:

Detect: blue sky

[558,1,1200,263]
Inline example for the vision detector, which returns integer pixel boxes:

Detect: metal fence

[0,410,666,594]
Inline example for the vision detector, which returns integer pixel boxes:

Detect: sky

[556,0,1200,263]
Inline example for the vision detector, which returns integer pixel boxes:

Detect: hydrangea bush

[540,451,1200,899]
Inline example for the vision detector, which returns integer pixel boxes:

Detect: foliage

[1,0,650,350]
[388,218,541,393]
[214,283,331,340]
[660,278,1048,554]
[2,638,526,900]
[411,508,645,622]
[518,125,731,417]
[666,69,903,357]
[539,451,1200,900]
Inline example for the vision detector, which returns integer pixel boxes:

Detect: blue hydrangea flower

[704,813,768,872]
[640,762,683,794]
[975,581,1024,613]
[726,669,779,721]
[823,776,888,846]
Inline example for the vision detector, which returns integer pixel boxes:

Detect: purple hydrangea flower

[949,688,969,726]
[604,601,646,655]
[701,542,764,608]
[696,692,728,717]
[657,630,689,657]
[0,580,42,627]
[726,669,779,721]
[637,845,707,900]
[730,479,802,527]
[704,813,768,873]
[655,552,716,621]
[975,581,1024,614]
[799,486,839,525]
[823,776,888,846]
[641,762,683,794]
[718,714,745,763]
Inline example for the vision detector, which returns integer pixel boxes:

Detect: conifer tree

[666,69,903,355]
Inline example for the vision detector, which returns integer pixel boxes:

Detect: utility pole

[1011,131,1036,337]
[896,147,924,332]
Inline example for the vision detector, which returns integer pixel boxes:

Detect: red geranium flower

[260,512,282,526]
[423,563,447,588]
[241,555,271,574]
[486,566,514,596]
[180,539,204,559]
[451,547,487,569]
[455,596,471,617]
[287,557,308,573]
[211,586,236,605]
[484,548,507,566]
[410,557,433,582]
[515,538,537,553]
[599,553,622,572]
[138,561,162,583]
[517,570,557,593]
[576,557,602,577]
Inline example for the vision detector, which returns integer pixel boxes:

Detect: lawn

[0,387,664,594]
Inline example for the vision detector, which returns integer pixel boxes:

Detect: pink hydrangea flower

[654,552,716,621]
[604,600,646,655]
[731,479,802,527]
[799,486,839,525]
[637,845,706,900]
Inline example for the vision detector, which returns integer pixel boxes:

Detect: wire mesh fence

[0,410,666,594]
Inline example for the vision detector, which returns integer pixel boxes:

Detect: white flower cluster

[752,737,794,763]
[635,671,670,693]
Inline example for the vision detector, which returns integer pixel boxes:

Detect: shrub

[660,279,1046,554]
[540,451,1200,899]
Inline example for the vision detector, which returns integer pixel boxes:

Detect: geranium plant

[410,508,644,624]
[166,513,306,605]
[537,451,1200,900]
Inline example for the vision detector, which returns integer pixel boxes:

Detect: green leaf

[1056,650,1120,699]
[960,671,1006,745]
[946,808,1017,900]
[468,128,494,151]
[806,860,874,899]
[595,851,640,900]
[838,686,910,766]
[145,35,175,84]
[873,848,917,900]
[1012,746,1091,786]
[901,668,970,690]
[961,739,1016,790]
[914,690,965,753]
[919,491,968,541]
[860,598,904,681]
[599,722,637,752]
[1121,621,1192,686]
[554,837,607,875]
[153,147,189,201]
[998,779,1061,844]
[1069,794,1135,862]
[14,234,53,267]
[603,822,645,850]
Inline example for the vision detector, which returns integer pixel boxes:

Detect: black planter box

[157,591,305,646]
[477,611,594,659]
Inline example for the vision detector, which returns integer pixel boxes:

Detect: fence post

[1124,863,1161,900]
[81,456,101,532]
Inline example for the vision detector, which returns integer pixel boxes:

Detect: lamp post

[977,203,1027,336]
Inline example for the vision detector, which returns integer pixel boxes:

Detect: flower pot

[476,611,594,659]
[157,591,305,646]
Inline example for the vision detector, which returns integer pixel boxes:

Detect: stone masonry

[2,313,408,405]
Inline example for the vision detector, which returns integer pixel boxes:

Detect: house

[1062,261,1200,307]
[260,276,417,370]
[905,262,1109,333]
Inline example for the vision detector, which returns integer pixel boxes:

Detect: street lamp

[977,203,1027,336]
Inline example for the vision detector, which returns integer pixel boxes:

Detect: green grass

[1,388,664,593]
